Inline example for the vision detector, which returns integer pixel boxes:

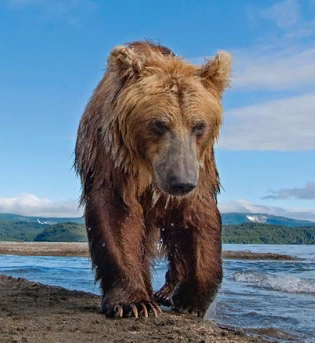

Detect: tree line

[0,221,314,244]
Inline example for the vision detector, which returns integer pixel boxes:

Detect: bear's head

[103,42,232,197]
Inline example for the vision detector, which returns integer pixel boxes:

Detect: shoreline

[0,274,267,342]
[0,242,298,260]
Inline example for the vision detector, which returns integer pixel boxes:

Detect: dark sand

[0,275,267,343]
[0,242,298,260]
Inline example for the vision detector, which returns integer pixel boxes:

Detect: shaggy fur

[74,41,232,318]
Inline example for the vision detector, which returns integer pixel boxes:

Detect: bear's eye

[151,120,169,136]
[192,122,206,137]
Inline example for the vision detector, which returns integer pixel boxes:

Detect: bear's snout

[168,175,196,196]
[153,135,199,197]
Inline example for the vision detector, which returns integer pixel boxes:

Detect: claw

[140,303,148,318]
[131,304,138,318]
[114,305,123,318]
[155,292,172,307]
[197,310,205,318]
[148,302,158,317]
[104,301,161,319]
[151,300,162,314]
[163,295,168,301]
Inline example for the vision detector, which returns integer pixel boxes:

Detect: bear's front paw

[171,281,212,318]
[154,291,173,307]
[154,284,174,307]
[101,299,162,318]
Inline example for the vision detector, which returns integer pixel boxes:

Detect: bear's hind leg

[155,269,183,307]
[154,228,186,307]
[139,223,163,315]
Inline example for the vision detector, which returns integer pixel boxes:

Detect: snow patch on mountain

[246,215,268,224]
[37,219,57,225]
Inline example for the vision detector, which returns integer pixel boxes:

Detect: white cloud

[262,182,315,200]
[247,0,301,29]
[231,0,315,91]
[219,199,315,222]
[0,193,82,218]
[194,18,315,92]
[233,44,315,91]
[1,194,313,223]
[193,41,315,92]
[284,19,315,38]
[215,2,315,151]
[219,93,315,151]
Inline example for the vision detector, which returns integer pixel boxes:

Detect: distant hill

[0,221,50,242]
[3,220,315,244]
[34,223,87,242]
[1,212,313,228]
[0,212,314,243]
[222,222,315,244]
[0,213,84,225]
[221,213,314,228]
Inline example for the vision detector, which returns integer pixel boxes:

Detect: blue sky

[0,0,314,220]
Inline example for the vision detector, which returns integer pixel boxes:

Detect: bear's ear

[196,51,232,96]
[107,46,145,79]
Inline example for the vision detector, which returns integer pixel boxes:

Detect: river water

[0,244,314,342]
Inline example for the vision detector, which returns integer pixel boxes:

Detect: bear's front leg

[85,187,161,318]
[171,203,223,317]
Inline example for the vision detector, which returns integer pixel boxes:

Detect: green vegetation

[222,223,315,244]
[1,212,313,227]
[0,213,84,224]
[34,222,87,242]
[0,221,49,241]
[0,214,314,243]
[0,221,87,242]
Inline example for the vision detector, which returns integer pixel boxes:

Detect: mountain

[1,212,314,228]
[0,212,314,243]
[221,213,314,228]
[33,223,87,242]
[0,213,84,242]
[0,213,84,225]
[0,221,50,241]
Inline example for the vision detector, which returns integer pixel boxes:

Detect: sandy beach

[0,274,267,343]
[0,242,298,260]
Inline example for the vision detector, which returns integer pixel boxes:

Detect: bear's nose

[169,176,196,195]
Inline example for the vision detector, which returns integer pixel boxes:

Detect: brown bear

[74,41,232,318]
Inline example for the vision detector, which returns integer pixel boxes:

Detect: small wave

[233,272,315,295]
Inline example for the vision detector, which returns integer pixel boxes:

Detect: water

[0,244,314,342]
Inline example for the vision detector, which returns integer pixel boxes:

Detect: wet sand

[0,242,89,257]
[0,275,267,343]
[0,242,298,260]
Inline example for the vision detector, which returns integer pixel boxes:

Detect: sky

[0,0,314,220]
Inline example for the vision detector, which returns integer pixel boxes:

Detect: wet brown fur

[74,41,232,317]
